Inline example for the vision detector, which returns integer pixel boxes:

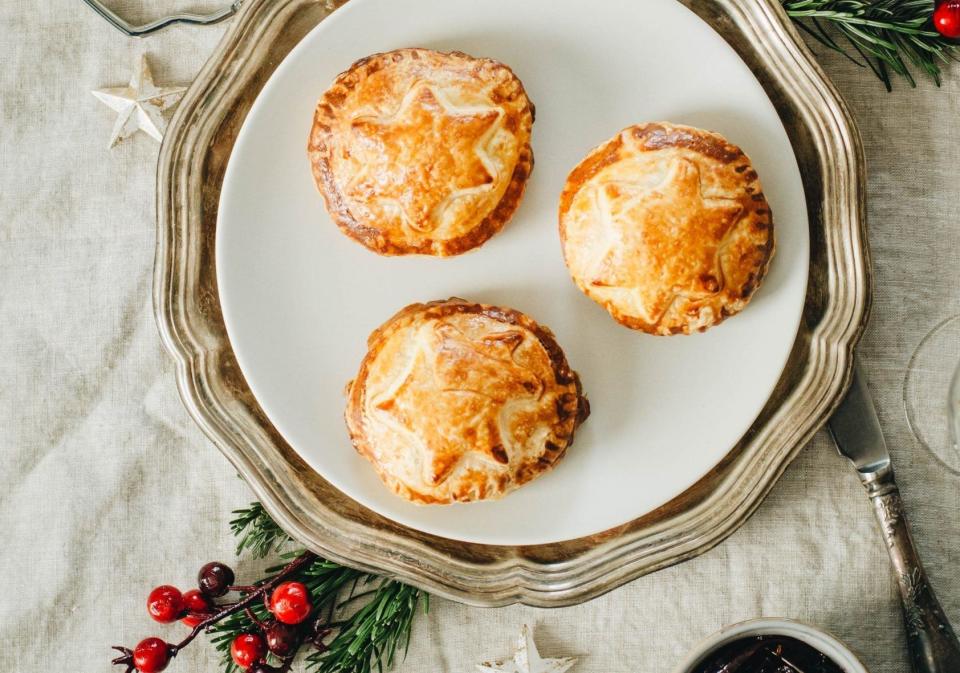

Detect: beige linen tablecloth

[2,2,959,672]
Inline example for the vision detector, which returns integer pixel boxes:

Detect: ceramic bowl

[672,618,869,673]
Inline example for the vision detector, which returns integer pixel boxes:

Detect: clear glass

[903,313,960,474]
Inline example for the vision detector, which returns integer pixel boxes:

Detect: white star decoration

[92,54,187,148]
[477,625,577,673]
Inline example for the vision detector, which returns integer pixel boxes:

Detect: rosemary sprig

[214,503,426,673]
[782,0,960,90]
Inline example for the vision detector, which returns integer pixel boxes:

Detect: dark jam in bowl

[692,635,846,673]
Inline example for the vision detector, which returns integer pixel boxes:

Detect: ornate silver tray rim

[155,0,870,607]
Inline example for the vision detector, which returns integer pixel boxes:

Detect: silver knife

[829,361,960,673]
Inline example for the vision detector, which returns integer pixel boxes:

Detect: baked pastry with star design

[345,298,589,504]
[308,48,535,256]
[559,122,775,335]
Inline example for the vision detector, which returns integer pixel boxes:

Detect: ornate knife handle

[862,464,960,673]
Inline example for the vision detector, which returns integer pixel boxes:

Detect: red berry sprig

[199,561,236,597]
[111,552,319,673]
[264,622,299,658]
[231,633,267,669]
[934,0,960,39]
[269,582,312,625]
[133,637,170,673]
[147,586,183,624]
[179,589,214,628]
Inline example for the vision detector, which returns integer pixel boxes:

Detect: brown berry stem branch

[244,607,268,630]
[111,550,317,673]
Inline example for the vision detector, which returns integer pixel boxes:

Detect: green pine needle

[305,581,428,673]
[229,501,292,558]
[783,0,960,90]
[214,503,425,673]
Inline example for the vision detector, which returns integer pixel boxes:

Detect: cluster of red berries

[119,560,314,673]
[228,581,313,671]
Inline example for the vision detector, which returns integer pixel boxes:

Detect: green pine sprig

[783,0,960,90]
[229,501,292,559]
[306,581,427,673]
[211,503,427,673]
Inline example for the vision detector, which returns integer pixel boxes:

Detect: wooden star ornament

[92,54,187,148]
[477,625,577,673]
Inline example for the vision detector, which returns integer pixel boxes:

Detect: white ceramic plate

[217,0,809,545]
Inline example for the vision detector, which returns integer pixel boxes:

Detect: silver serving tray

[156,0,870,607]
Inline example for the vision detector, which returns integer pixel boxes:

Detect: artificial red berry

[146,585,183,624]
[197,561,235,598]
[133,637,170,673]
[264,621,298,657]
[179,589,213,628]
[269,581,312,625]
[230,633,266,669]
[934,0,960,39]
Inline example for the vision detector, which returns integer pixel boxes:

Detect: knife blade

[827,362,891,475]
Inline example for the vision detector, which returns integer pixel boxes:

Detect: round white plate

[217,0,809,545]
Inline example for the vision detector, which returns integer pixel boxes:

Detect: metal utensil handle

[82,0,241,37]
[862,464,960,673]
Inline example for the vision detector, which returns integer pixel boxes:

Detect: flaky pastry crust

[345,299,589,504]
[309,48,535,256]
[559,122,775,335]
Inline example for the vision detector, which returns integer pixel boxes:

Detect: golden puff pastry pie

[308,48,535,257]
[345,299,589,504]
[559,122,775,335]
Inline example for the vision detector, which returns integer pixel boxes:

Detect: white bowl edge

[671,618,870,673]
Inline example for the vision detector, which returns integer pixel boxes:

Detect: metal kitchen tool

[82,0,240,37]
[829,362,960,673]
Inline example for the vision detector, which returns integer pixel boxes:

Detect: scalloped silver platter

[156,0,869,606]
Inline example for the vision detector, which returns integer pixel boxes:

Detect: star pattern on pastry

[477,625,577,673]
[92,54,187,148]
[347,84,501,233]
[373,321,541,484]
[589,158,744,321]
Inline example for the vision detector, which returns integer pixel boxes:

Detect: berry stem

[277,653,298,673]
[111,551,318,671]
[110,646,135,673]
[244,606,268,629]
